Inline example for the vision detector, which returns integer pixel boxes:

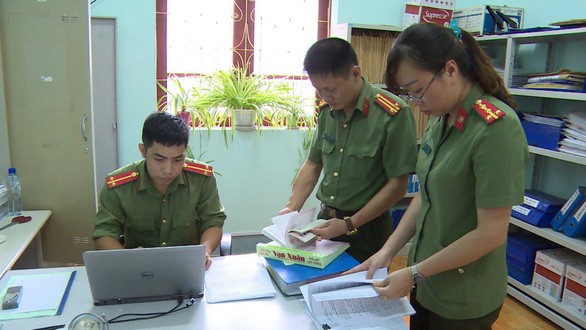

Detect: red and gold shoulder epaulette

[183,161,213,177]
[106,170,139,189]
[473,99,505,124]
[317,99,329,111]
[374,93,401,116]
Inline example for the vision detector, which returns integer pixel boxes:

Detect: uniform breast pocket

[172,216,199,244]
[321,142,336,167]
[345,145,378,178]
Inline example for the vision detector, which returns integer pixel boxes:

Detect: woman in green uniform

[348,22,529,329]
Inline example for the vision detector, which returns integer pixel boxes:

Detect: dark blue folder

[523,189,565,214]
[551,186,586,231]
[561,200,586,238]
[264,252,359,296]
[512,204,556,227]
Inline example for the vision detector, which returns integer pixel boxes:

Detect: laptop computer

[83,245,206,305]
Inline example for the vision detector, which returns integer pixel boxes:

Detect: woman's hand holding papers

[372,268,413,300]
[342,248,413,300]
[343,247,393,278]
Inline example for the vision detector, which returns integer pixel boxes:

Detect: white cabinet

[478,28,586,330]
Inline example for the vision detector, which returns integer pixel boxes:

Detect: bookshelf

[478,28,586,330]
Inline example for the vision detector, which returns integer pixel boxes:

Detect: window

[157,0,330,122]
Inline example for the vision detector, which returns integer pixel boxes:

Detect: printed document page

[204,254,275,303]
[299,269,415,329]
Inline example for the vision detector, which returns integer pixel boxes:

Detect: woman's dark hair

[304,37,358,78]
[142,111,190,149]
[385,23,515,108]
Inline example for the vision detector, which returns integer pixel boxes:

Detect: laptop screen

[83,245,206,305]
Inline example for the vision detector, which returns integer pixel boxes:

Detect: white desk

[0,255,316,330]
[0,210,51,279]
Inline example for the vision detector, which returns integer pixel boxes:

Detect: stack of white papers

[204,254,275,303]
[560,112,586,157]
[300,269,415,330]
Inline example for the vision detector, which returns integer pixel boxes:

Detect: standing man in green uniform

[278,37,418,262]
[93,112,226,270]
[349,23,529,329]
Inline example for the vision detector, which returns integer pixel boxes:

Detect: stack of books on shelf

[522,68,586,92]
[506,232,558,285]
[257,208,359,295]
[511,189,566,228]
[559,112,586,157]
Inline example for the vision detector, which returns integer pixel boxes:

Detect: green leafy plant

[196,67,296,132]
[157,77,214,133]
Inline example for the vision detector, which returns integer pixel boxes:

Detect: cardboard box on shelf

[562,262,586,318]
[453,5,524,36]
[532,248,584,301]
[402,0,456,29]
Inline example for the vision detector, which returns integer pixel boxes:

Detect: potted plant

[270,97,317,130]
[157,77,214,132]
[197,67,296,131]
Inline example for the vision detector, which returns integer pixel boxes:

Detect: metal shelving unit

[479,28,586,329]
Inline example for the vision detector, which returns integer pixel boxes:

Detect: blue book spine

[561,200,586,238]
[551,186,586,231]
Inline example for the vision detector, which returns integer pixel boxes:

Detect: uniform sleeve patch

[473,99,505,124]
[374,93,401,116]
[106,170,139,189]
[184,162,213,177]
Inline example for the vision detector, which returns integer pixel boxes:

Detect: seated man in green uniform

[93,112,226,270]
[278,38,418,262]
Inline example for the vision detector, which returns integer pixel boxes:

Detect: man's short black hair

[303,37,358,78]
[142,112,189,149]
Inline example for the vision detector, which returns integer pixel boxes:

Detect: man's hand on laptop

[205,250,212,270]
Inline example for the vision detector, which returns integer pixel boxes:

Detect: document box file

[521,119,562,151]
[561,200,586,238]
[551,186,586,231]
[506,233,558,285]
[523,189,566,214]
[512,204,557,228]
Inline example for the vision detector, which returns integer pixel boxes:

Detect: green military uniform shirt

[409,85,529,319]
[93,158,226,248]
[308,79,418,211]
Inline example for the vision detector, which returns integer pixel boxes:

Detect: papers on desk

[0,270,76,320]
[204,254,275,303]
[300,269,415,330]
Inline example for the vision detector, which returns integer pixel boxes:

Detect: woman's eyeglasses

[398,71,439,104]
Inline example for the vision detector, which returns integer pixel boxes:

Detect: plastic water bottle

[6,167,22,216]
